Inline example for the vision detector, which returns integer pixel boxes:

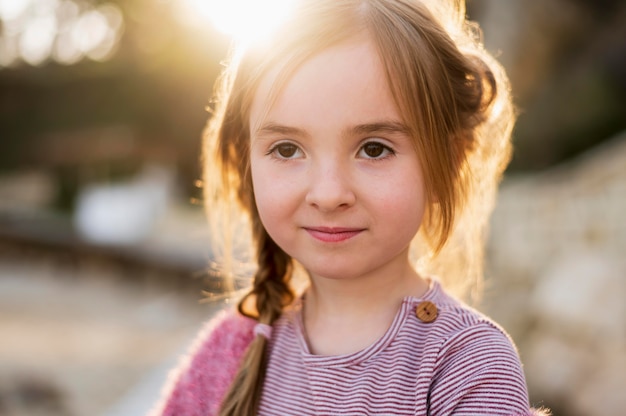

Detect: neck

[301,259,429,355]
[305,257,428,313]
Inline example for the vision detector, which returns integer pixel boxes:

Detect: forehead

[249,37,402,133]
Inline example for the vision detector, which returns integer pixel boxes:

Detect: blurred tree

[1,0,625,201]
[0,0,229,207]
[469,0,626,171]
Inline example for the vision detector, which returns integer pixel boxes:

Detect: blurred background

[0,0,624,415]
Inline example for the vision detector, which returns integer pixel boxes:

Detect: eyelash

[266,142,302,160]
[357,140,395,160]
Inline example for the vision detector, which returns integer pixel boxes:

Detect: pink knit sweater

[152,288,550,416]
[152,311,256,416]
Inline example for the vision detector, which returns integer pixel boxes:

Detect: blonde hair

[202,0,514,413]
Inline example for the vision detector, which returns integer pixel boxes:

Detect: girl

[153,0,550,415]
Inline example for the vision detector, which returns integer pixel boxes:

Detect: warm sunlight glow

[0,0,124,67]
[182,0,294,44]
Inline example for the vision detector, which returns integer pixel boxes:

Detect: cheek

[250,161,273,221]
[377,173,426,231]
[250,160,299,229]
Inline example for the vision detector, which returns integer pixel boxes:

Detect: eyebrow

[254,123,309,138]
[254,120,410,139]
[348,121,410,136]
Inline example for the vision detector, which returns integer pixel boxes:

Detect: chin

[305,265,368,282]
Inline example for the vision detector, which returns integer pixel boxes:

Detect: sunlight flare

[182,0,294,45]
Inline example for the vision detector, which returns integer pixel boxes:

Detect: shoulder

[418,281,519,352]
[192,308,258,357]
[432,297,522,367]
[150,309,256,416]
[431,302,527,392]
[420,284,531,415]
[418,281,520,354]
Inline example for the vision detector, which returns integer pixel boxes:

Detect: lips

[304,226,364,243]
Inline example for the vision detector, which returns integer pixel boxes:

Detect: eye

[268,142,303,159]
[358,141,394,159]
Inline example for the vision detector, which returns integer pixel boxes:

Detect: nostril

[305,181,356,211]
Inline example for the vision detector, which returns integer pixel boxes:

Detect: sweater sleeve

[149,310,256,416]
[428,320,536,416]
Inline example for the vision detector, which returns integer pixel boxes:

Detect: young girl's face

[249,37,426,284]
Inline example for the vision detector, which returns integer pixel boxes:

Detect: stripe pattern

[258,281,530,415]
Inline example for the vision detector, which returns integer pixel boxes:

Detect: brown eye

[359,142,393,159]
[273,143,300,158]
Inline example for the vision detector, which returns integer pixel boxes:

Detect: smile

[304,227,365,243]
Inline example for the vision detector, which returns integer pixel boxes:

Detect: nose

[305,161,356,211]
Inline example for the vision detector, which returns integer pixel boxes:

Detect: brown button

[416,301,438,323]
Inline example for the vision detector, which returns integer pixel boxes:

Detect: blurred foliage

[0,0,229,202]
[0,0,625,211]
[502,0,626,170]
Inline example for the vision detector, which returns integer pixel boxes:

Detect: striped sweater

[154,281,549,415]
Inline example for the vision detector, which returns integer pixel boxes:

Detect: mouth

[303,226,365,243]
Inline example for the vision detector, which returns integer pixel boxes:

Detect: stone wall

[484,132,626,415]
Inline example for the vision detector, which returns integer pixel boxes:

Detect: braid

[244,217,294,322]
[219,217,294,415]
